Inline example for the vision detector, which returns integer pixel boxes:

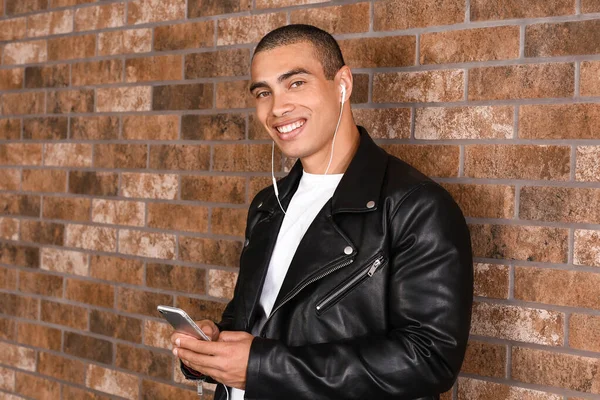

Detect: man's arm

[244,182,473,399]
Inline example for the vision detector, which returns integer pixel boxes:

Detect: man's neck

[302,123,360,175]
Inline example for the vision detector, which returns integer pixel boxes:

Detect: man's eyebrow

[249,68,312,93]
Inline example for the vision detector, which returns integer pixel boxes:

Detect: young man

[171,24,473,400]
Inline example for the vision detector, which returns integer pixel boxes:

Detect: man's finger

[175,347,225,371]
[176,336,226,356]
[218,331,252,342]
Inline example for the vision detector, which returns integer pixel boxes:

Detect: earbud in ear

[340,83,346,105]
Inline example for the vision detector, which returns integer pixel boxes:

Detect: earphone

[271,81,347,215]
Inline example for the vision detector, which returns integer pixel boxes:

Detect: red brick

[118,229,176,260]
[94,144,147,169]
[68,171,119,197]
[520,186,600,224]
[582,0,600,12]
[457,377,562,400]
[461,341,506,378]
[90,310,142,343]
[569,313,600,353]
[123,115,179,141]
[516,266,600,310]
[0,143,42,165]
[25,64,69,89]
[179,236,242,268]
[374,70,464,103]
[214,144,276,172]
[90,254,144,285]
[581,61,600,97]
[0,293,38,319]
[98,28,151,56]
[96,86,152,112]
[6,0,48,15]
[47,89,94,113]
[0,169,20,191]
[182,175,246,204]
[42,196,91,222]
[0,17,27,41]
[382,144,460,178]
[576,146,600,182]
[74,2,125,32]
[153,83,213,110]
[1,92,45,115]
[212,208,247,237]
[0,266,17,289]
[520,104,600,139]
[23,117,68,140]
[374,0,465,31]
[18,270,63,297]
[128,0,185,24]
[0,217,19,241]
[473,263,510,299]
[65,223,117,252]
[65,278,115,308]
[62,386,115,400]
[526,20,600,58]
[149,144,210,171]
[27,9,73,37]
[51,0,94,7]
[141,379,197,400]
[91,199,145,227]
[0,67,23,90]
[421,26,519,64]
[290,4,368,35]
[472,0,574,20]
[15,373,60,400]
[48,34,95,61]
[126,54,182,82]
[182,114,245,140]
[0,119,21,140]
[147,203,208,232]
[116,343,172,379]
[443,183,514,219]
[189,0,250,17]
[0,343,36,371]
[208,269,238,299]
[155,21,214,51]
[464,145,570,180]
[352,109,410,140]
[45,143,92,167]
[147,263,206,294]
[574,229,600,268]
[255,0,326,7]
[0,365,15,391]
[218,13,285,45]
[121,173,178,199]
[117,287,173,317]
[0,243,39,268]
[64,332,113,364]
[469,63,575,100]
[72,59,122,86]
[470,224,568,263]
[339,36,415,69]
[216,80,254,109]
[86,365,139,398]
[143,320,172,349]
[0,194,40,217]
[38,352,85,385]
[71,116,119,140]
[17,322,62,351]
[512,346,600,394]
[22,169,67,193]
[471,302,564,346]
[3,40,47,65]
[416,106,513,140]
[40,300,88,330]
[0,317,17,341]
[185,49,250,79]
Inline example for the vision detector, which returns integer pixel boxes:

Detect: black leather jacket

[184,126,473,400]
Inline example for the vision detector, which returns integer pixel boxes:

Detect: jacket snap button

[366,201,375,209]
[344,246,353,255]
[257,202,263,208]
[244,238,250,247]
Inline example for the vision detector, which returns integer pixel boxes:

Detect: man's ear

[336,66,354,104]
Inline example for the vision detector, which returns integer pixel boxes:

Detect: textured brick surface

[0,1,597,398]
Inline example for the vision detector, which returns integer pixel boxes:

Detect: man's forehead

[251,42,323,81]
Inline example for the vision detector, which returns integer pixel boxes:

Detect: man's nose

[271,93,294,117]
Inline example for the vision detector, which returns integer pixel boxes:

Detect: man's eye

[290,81,304,88]
[256,91,270,98]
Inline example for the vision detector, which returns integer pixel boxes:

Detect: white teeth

[276,120,304,134]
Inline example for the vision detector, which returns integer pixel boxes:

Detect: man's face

[250,42,341,162]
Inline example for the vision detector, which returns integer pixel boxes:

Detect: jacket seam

[388,181,437,223]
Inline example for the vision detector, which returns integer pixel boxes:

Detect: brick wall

[0,0,599,399]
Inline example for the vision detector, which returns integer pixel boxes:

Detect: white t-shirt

[230,170,344,400]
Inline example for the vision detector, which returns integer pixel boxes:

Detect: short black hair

[253,24,346,80]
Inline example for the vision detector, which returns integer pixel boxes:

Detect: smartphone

[157,305,211,341]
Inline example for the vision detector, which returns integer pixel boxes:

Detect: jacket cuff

[244,337,275,399]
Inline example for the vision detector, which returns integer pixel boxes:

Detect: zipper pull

[367,258,382,277]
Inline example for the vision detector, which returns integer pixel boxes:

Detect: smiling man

[171,24,473,400]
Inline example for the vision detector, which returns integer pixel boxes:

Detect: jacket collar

[260,126,388,215]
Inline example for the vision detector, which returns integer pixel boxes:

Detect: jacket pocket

[315,254,386,315]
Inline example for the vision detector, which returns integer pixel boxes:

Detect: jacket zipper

[315,255,385,314]
[259,256,355,337]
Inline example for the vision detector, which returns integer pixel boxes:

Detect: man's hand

[172,331,254,390]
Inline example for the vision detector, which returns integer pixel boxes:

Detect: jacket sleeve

[244,182,474,400]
